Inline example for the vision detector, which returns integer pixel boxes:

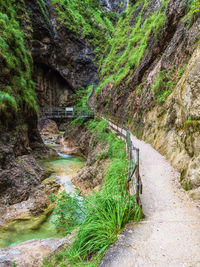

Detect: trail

[99,120,200,267]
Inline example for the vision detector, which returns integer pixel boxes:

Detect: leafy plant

[49,191,84,235]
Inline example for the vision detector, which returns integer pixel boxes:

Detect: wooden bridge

[40,107,95,119]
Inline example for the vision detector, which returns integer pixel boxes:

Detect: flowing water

[0,137,85,248]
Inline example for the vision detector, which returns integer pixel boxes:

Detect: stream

[0,134,85,248]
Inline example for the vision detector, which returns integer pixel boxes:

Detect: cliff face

[0,0,199,205]
[92,0,200,198]
[27,0,98,107]
[0,0,98,206]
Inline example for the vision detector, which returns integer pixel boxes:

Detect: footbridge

[40,106,95,119]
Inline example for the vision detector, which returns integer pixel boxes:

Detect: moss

[182,181,193,191]
[0,0,38,122]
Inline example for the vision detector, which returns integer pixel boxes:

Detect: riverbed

[0,135,85,248]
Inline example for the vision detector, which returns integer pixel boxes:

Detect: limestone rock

[38,119,59,135]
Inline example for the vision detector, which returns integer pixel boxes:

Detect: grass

[43,118,143,266]
[95,0,170,94]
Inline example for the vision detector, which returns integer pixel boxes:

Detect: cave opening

[33,63,75,108]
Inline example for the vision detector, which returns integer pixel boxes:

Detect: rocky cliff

[90,0,200,200]
[0,0,98,207]
[0,0,199,212]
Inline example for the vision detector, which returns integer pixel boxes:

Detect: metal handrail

[95,112,142,205]
[40,106,95,119]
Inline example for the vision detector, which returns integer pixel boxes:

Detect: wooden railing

[40,107,95,119]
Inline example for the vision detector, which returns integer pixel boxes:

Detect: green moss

[0,1,38,121]
[182,181,193,191]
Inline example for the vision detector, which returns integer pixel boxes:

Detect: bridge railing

[40,107,95,119]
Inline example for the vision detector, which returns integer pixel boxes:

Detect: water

[0,151,85,248]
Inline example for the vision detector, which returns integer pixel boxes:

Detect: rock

[26,0,98,108]
[188,188,200,201]
[183,48,200,120]
[38,119,59,135]
[0,154,47,206]
[185,156,200,188]
[0,237,69,267]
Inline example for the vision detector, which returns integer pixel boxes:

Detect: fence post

[136,148,140,204]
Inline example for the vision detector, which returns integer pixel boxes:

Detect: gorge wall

[91,0,200,200]
[0,0,98,207]
[0,0,200,210]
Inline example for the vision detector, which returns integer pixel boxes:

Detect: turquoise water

[0,153,85,248]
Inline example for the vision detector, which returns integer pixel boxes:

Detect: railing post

[136,148,140,205]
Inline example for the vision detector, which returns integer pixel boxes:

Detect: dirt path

[99,121,200,267]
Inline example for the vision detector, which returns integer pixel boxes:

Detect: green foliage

[182,181,192,191]
[183,0,199,25]
[193,0,200,13]
[177,68,185,79]
[0,0,37,120]
[152,70,175,104]
[37,0,50,22]
[0,92,18,117]
[49,191,84,235]
[96,0,170,94]
[50,0,116,64]
[44,118,142,266]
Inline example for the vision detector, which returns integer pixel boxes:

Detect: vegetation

[152,69,175,104]
[193,0,200,13]
[0,92,18,118]
[50,0,117,64]
[0,0,37,121]
[95,0,170,94]
[44,118,143,266]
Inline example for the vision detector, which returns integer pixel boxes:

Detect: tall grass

[43,118,143,266]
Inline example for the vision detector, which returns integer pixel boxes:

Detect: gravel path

[99,120,200,267]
